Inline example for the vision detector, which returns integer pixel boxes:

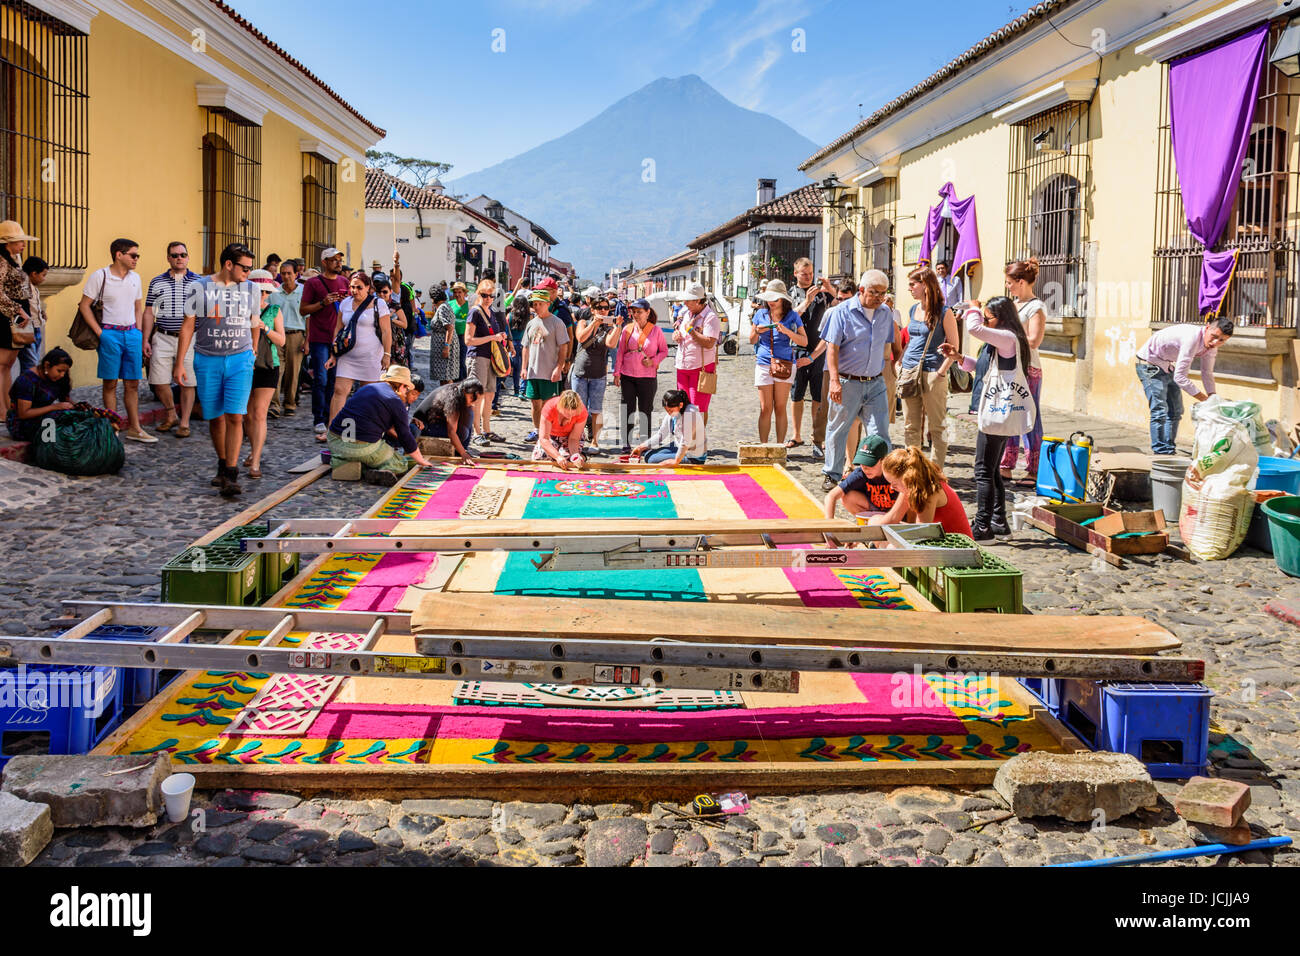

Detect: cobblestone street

[2,338,1297,867]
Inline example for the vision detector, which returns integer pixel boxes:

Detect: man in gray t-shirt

[521,290,569,434]
[177,242,259,498]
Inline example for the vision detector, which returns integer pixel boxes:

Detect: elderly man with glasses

[819,269,896,491]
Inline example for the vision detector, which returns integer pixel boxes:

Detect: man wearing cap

[177,242,259,497]
[672,282,720,425]
[534,276,574,374]
[326,365,435,485]
[299,247,348,439]
[522,288,570,440]
[820,269,895,492]
[143,240,200,437]
[822,435,899,519]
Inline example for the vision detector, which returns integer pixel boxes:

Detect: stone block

[993,751,1159,823]
[0,791,53,866]
[737,442,787,464]
[1173,776,1251,828]
[331,460,362,481]
[1188,820,1253,846]
[1,755,171,828]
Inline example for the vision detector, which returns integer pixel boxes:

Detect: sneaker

[362,467,399,487]
[990,522,1012,537]
[124,429,159,443]
[314,422,327,437]
[971,525,994,542]
[219,473,242,498]
[821,475,838,492]
[811,443,824,459]
[525,430,539,443]
[473,434,492,446]
[487,432,505,443]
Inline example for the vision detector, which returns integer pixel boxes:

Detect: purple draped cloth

[1169,24,1269,316]
[918,182,981,274]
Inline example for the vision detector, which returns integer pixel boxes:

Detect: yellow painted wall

[22,6,371,381]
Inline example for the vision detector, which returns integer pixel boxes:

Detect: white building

[461,195,570,282]
[363,169,533,293]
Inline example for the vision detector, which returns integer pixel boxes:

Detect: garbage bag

[1190,396,1261,480]
[32,410,126,476]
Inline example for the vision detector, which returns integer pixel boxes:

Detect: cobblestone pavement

[5,339,1298,866]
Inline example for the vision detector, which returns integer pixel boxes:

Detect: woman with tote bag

[938,296,1035,541]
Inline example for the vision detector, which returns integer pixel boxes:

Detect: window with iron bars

[0,1,88,270]
[301,152,336,266]
[1153,21,1298,329]
[201,108,261,274]
[1006,100,1091,318]
[865,179,898,290]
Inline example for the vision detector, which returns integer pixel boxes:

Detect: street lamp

[462,224,480,244]
[819,175,846,208]
[1272,17,1300,76]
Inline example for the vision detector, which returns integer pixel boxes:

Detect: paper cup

[160,772,196,823]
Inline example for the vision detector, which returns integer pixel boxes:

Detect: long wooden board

[411,593,1181,654]
[389,518,860,537]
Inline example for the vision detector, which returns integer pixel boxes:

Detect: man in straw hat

[325,364,434,485]
[820,269,895,492]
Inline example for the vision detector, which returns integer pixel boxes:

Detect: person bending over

[534,388,588,469]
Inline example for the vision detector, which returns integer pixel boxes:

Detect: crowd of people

[1,214,1234,535]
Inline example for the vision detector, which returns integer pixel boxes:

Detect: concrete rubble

[993,751,1160,823]
[0,791,53,866]
[1,755,171,828]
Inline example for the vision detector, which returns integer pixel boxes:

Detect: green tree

[365,150,453,188]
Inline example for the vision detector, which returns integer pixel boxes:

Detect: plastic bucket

[1257,456,1300,495]
[1261,495,1300,576]
[160,772,196,824]
[1150,457,1191,523]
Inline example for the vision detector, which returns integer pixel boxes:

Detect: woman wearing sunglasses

[571,296,612,452]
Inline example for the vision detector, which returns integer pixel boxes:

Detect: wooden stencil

[459,484,507,518]
[452,681,744,710]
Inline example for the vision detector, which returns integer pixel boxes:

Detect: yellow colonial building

[1,0,384,357]
[802,0,1300,432]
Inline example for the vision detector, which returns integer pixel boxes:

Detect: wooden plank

[411,593,1181,654]
[193,465,329,547]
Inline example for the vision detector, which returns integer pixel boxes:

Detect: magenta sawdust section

[115,465,1064,768]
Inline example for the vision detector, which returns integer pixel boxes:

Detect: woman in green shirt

[245,270,286,479]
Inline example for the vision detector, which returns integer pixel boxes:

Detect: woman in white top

[327,271,392,424]
[1000,258,1048,481]
[632,388,707,464]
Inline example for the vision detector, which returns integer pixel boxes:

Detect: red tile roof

[365,168,460,210]
[212,1,385,137]
[800,0,1074,171]
[687,183,821,249]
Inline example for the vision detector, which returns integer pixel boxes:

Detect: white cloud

[717,0,815,70]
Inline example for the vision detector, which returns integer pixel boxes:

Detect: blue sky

[234,0,1034,177]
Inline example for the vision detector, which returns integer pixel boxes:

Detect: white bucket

[160,772,196,823]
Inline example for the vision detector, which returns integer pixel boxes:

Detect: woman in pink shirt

[939,297,1034,541]
[607,297,668,453]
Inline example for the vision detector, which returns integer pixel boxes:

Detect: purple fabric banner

[918,182,982,275]
[1169,23,1269,315]
[1200,249,1239,315]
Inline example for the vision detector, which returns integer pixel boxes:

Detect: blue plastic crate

[1017,677,1061,717]
[0,663,125,769]
[1058,680,1212,779]
[58,624,182,712]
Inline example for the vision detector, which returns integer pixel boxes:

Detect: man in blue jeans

[299,247,347,441]
[821,269,895,491]
[1135,316,1234,455]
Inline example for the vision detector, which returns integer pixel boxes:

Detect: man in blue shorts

[177,242,257,498]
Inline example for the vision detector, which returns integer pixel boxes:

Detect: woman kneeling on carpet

[535,388,588,469]
[415,377,482,466]
[326,365,434,485]
[869,445,972,537]
[632,388,707,464]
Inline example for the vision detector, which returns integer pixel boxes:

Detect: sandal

[175,425,191,438]
[248,467,262,479]
[156,417,178,433]
[784,439,804,449]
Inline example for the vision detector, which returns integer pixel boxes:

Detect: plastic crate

[214,523,300,600]
[909,534,1023,614]
[161,544,262,606]
[1058,680,1213,779]
[66,624,182,710]
[1017,677,1061,717]
[0,663,125,770]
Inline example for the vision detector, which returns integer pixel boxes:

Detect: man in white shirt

[1135,316,1234,455]
[77,237,156,442]
[936,261,963,313]
[672,282,720,425]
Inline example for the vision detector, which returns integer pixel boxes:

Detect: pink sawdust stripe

[415,468,486,517]
[305,673,965,740]
[336,553,438,612]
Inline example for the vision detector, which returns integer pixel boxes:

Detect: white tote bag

[977,345,1037,437]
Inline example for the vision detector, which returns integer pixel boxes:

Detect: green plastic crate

[904,533,1023,614]
[212,522,299,601]
[161,545,262,606]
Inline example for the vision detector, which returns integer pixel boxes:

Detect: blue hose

[1049,835,1291,867]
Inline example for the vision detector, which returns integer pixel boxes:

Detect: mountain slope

[448,75,817,277]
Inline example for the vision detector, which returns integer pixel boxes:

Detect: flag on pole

[389,184,411,208]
